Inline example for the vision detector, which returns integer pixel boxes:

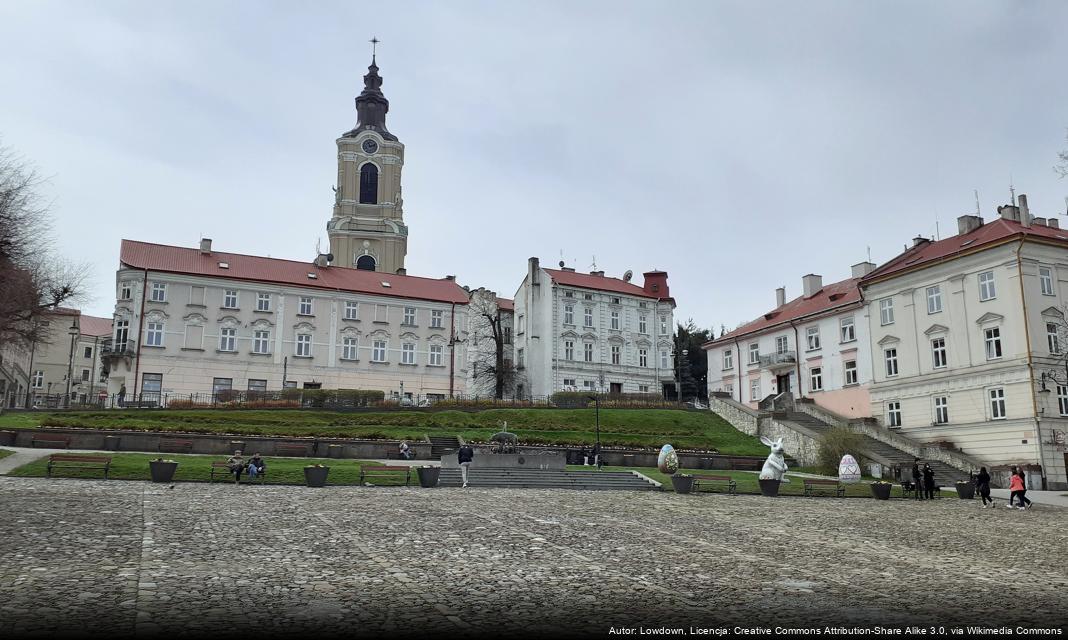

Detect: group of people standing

[911,462,1034,510]
[910,461,938,500]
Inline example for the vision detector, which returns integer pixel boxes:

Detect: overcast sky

[3,1,1067,331]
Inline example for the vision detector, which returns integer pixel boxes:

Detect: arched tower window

[356,255,377,271]
[359,163,379,204]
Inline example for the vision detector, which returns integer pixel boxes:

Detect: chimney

[1050,218,1060,229]
[912,236,930,247]
[775,287,786,307]
[561,266,575,272]
[957,215,983,235]
[802,274,823,298]
[1033,217,1047,228]
[998,204,1020,222]
[444,275,455,281]
[851,262,876,278]
[589,270,605,277]
[1019,194,1031,227]
[529,257,540,286]
[642,271,669,298]
[396,267,406,275]
[199,238,212,254]
[313,254,329,268]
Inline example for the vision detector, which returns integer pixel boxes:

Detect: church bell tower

[327,52,408,273]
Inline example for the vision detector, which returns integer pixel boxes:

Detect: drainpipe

[448,302,456,398]
[133,269,148,400]
[789,320,802,399]
[734,339,742,404]
[1016,239,1046,489]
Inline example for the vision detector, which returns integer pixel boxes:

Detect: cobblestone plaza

[1,477,1064,637]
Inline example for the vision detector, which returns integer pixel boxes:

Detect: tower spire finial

[370,36,380,64]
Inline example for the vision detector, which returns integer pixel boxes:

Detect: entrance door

[610,383,623,395]
[776,373,791,394]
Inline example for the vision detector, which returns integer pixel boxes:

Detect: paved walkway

[990,487,1068,507]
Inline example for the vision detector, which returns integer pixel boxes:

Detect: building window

[429,344,443,366]
[31,370,43,389]
[565,341,574,361]
[372,340,387,362]
[296,333,312,357]
[248,379,267,393]
[402,342,416,365]
[611,297,620,305]
[775,336,789,354]
[748,343,759,364]
[984,327,1002,360]
[979,270,996,301]
[1048,322,1060,354]
[639,315,647,334]
[142,373,163,395]
[257,293,271,312]
[584,293,593,301]
[359,163,378,204]
[640,349,648,367]
[81,369,90,382]
[840,316,856,342]
[219,328,236,352]
[212,377,231,397]
[934,396,949,424]
[564,305,574,325]
[887,401,902,427]
[345,301,359,320]
[750,379,760,402]
[810,367,823,391]
[806,326,821,351]
[403,307,416,326]
[611,345,621,365]
[723,349,732,370]
[253,330,270,354]
[584,343,594,362]
[879,298,894,325]
[989,388,1006,419]
[151,282,167,302]
[931,337,947,368]
[503,327,512,343]
[83,346,93,358]
[114,319,129,351]
[119,283,132,300]
[584,308,593,328]
[884,348,899,377]
[583,380,596,390]
[610,310,620,330]
[1040,266,1055,296]
[1058,385,1068,416]
[564,291,574,298]
[342,337,358,360]
[926,286,942,314]
[844,360,858,385]
[223,290,238,309]
[299,297,313,315]
[661,350,669,369]
[517,348,525,369]
[660,315,668,335]
[145,322,164,347]
[639,384,649,393]
[431,310,444,329]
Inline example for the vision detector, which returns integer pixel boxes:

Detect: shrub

[817,426,868,476]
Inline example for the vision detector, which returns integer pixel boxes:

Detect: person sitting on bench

[246,453,266,480]
[227,450,246,484]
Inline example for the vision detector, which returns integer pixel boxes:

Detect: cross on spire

[370,36,380,62]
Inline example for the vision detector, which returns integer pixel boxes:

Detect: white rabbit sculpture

[759,435,790,483]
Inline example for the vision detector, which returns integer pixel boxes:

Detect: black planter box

[671,475,694,494]
[304,466,329,487]
[149,461,178,483]
[759,478,781,497]
[417,466,441,488]
[955,482,975,500]
[870,483,892,500]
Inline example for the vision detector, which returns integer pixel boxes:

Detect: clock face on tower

[361,139,378,154]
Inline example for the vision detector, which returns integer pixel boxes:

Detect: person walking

[976,467,994,508]
[1006,466,1021,509]
[922,463,936,500]
[457,443,474,488]
[911,461,923,500]
[1015,468,1033,510]
[117,384,126,408]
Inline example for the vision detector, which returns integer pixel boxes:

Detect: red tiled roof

[543,268,658,299]
[496,297,514,311]
[706,277,862,347]
[79,315,113,337]
[120,240,470,304]
[863,218,1068,282]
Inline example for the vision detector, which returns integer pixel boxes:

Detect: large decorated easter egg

[838,454,861,484]
[657,444,679,474]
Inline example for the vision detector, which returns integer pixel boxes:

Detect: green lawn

[0,448,13,460]
[6,452,416,486]
[0,408,766,454]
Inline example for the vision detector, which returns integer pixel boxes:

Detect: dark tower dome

[343,56,398,141]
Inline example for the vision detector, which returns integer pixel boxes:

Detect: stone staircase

[429,436,460,459]
[781,411,970,483]
[437,468,661,491]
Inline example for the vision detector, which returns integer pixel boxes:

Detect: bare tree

[467,288,524,399]
[0,143,88,348]
[1038,303,1068,398]
[1058,130,1068,178]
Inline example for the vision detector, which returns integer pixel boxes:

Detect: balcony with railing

[758,351,797,370]
[100,338,136,361]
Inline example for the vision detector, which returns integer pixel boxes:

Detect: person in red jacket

[1014,469,1033,510]
[1007,467,1025,510]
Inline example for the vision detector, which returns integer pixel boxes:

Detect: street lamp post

[587,394,601,470]
[65,319,78,408]
[676,348,688,407]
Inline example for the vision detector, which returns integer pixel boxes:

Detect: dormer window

[218,262,229,269]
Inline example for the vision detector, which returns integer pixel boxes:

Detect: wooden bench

[803,478,845,497]
[47,454,111,479]
[691,474,737,495]
[31,434,71,449]
[158,439,193,454]
[728,458,761,471]
[901,480,917,498]
[275,443,310,457]
[209,460,264,483]
[359,465,411,487]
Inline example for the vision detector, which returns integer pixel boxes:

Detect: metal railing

[758,351,796,367]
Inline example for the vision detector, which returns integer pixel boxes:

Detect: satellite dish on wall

[326,253,334,262]
[623,270,633,282]
[559,261,566,268]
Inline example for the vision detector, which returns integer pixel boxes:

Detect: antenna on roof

[1009,174,1016,206]
[974,189,981,215]
[935,220,940,241]
[866,246,871,263]
[590,255,597,271]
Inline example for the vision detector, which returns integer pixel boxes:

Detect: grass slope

[0,408,766,454]
[0,448,13,460]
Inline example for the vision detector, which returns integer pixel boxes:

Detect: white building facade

[513,257,676,398]
[862,196,1068,489]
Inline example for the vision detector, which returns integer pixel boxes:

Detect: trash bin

[417,466,441,488]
